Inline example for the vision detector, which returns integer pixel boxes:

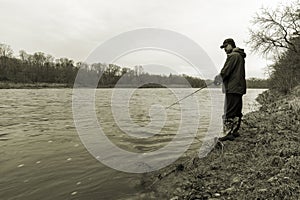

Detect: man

[214,38,246,141]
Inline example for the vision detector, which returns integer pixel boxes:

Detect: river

[0,88,265,200]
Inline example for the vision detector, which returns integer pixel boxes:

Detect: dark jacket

[220,48,246,95]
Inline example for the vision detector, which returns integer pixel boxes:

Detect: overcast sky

[1,0,284,78]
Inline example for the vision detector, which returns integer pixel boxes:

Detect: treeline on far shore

[0,43,269,89]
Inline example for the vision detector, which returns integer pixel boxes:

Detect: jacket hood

[233,47,246,58]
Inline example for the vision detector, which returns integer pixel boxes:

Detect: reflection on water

[0,88,265,200]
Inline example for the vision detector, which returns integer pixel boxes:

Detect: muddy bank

[142,87,300,200]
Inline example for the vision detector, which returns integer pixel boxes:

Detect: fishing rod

[149,82,214,117]
[165,82,214,110]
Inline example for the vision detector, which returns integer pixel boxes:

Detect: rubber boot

[231,117,242,137]
[219,119,235,141]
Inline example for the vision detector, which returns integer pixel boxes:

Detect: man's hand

[214,75,222,85]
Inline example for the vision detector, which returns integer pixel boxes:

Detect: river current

[0,88,265,200]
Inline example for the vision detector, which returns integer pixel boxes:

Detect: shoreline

[0,82,269,89]
[0,82,72,89]
[140,87,300,199]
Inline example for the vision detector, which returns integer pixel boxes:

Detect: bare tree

[19,50,28,62]
[247,0,300,55]
[0,43,14,58]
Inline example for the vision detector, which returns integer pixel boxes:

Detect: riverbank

[141,86,300,199]
[0,82,71,89]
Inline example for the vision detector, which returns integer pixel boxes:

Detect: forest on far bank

[0,44,269,89]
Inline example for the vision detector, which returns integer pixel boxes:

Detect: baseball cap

[220,38,236,49]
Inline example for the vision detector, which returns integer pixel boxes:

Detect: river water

[0,88,265,200]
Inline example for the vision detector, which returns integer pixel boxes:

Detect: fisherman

[214,38,246,141]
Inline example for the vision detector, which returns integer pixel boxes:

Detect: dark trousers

[223,93,243,120]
